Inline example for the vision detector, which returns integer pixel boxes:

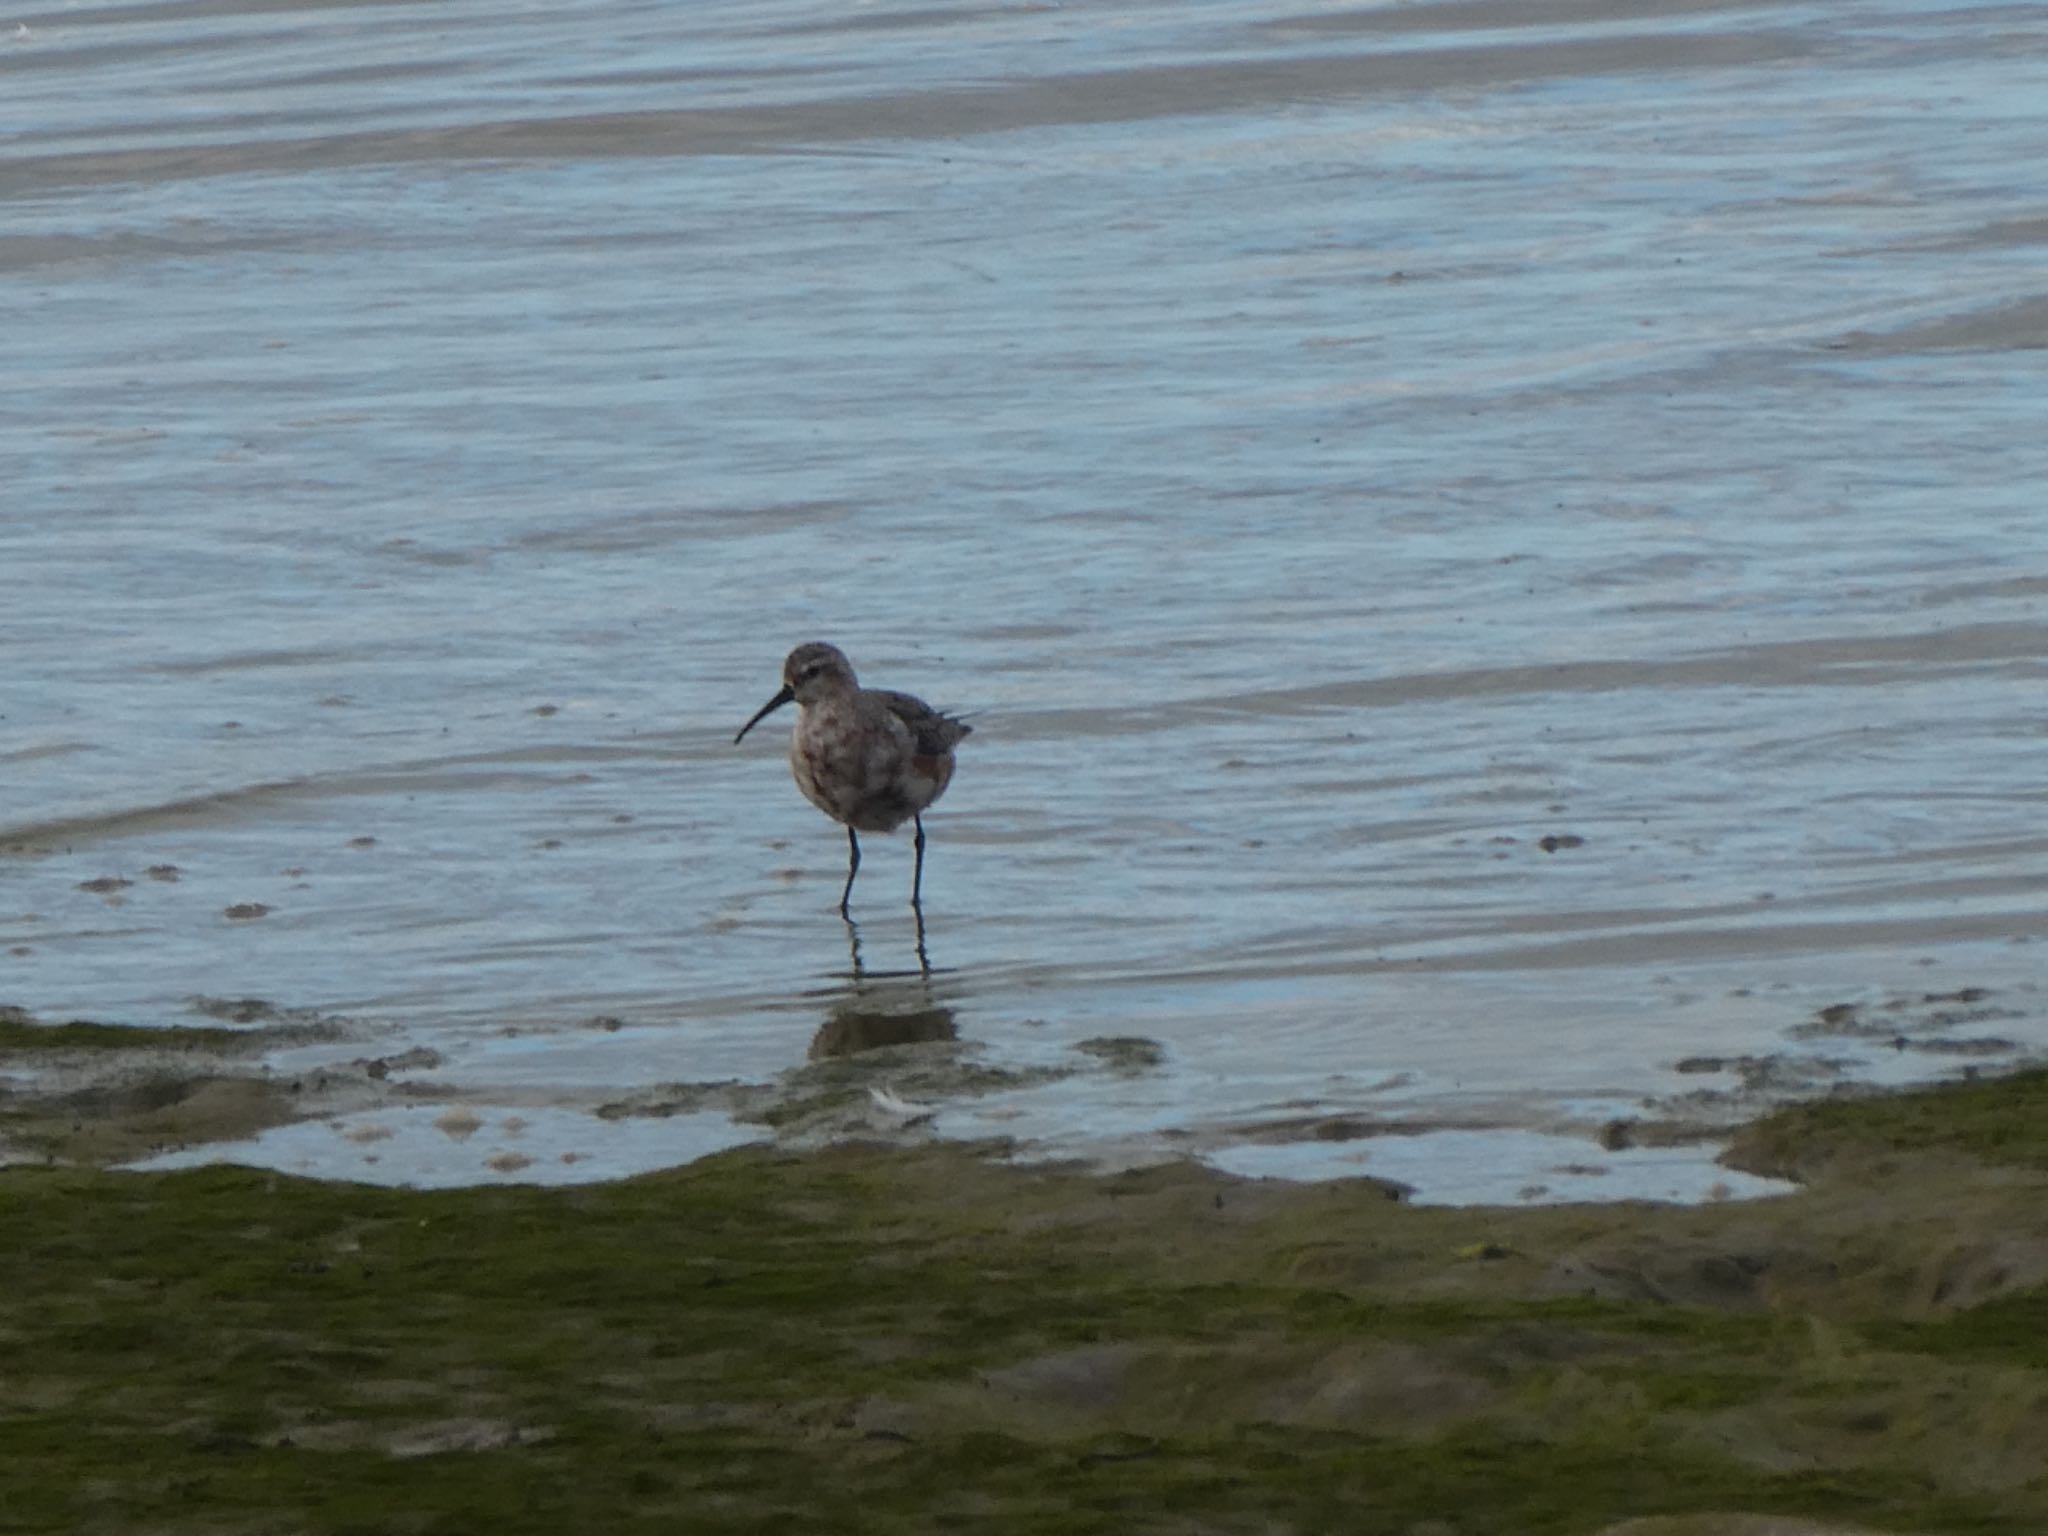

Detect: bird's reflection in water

[808,993,957,1060]
[809,916,958,1060]
[841,906,934,982]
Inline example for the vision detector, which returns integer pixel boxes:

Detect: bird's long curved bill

[734,685,795,744]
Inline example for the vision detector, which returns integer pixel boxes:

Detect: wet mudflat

[7,1,2048,1523]
[4,983,2030,1204]
[6,0,2048,1181]
[4,1067,2048,1534]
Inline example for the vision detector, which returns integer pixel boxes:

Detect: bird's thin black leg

[839,827,861,918]
[912,898,931,977]
[910,815,927,911]
[845,913,866,980]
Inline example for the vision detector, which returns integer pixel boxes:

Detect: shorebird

[734,642,970,917]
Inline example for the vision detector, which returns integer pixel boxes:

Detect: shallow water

[6,0,2047,1196]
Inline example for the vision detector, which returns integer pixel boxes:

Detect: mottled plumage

[734,642,970,915]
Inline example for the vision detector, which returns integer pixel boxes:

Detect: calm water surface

[5,0,2046,1198]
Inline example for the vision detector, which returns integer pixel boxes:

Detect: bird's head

[734,642,858,744]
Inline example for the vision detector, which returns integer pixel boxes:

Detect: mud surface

[6,0,2048,1194]
[6,985,2041,1210]
[5,1067,2048,1533]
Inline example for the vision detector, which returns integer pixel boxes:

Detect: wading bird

[734,642,970,917]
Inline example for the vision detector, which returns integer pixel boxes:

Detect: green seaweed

[1729,1066,2048,1176]
[2,1070,2047,1536]
[0,1016,250,1053]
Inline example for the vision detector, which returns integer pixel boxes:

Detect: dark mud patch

[187,994,336,1027]
[806,996,958,1058]
[1646,988,2041,1145]
[0,1008,248,1056]
[0,1001,364,1166]
[1788,988,2028,1052]
[1072,1035,1168,1072]
[0,1073,306,1167]
[596,1038,1076,1144]
[0,996,342,1055]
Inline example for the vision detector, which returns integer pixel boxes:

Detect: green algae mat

[5,1071,2048,1534]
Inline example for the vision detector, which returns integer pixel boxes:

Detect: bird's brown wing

[875,690,972,755]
